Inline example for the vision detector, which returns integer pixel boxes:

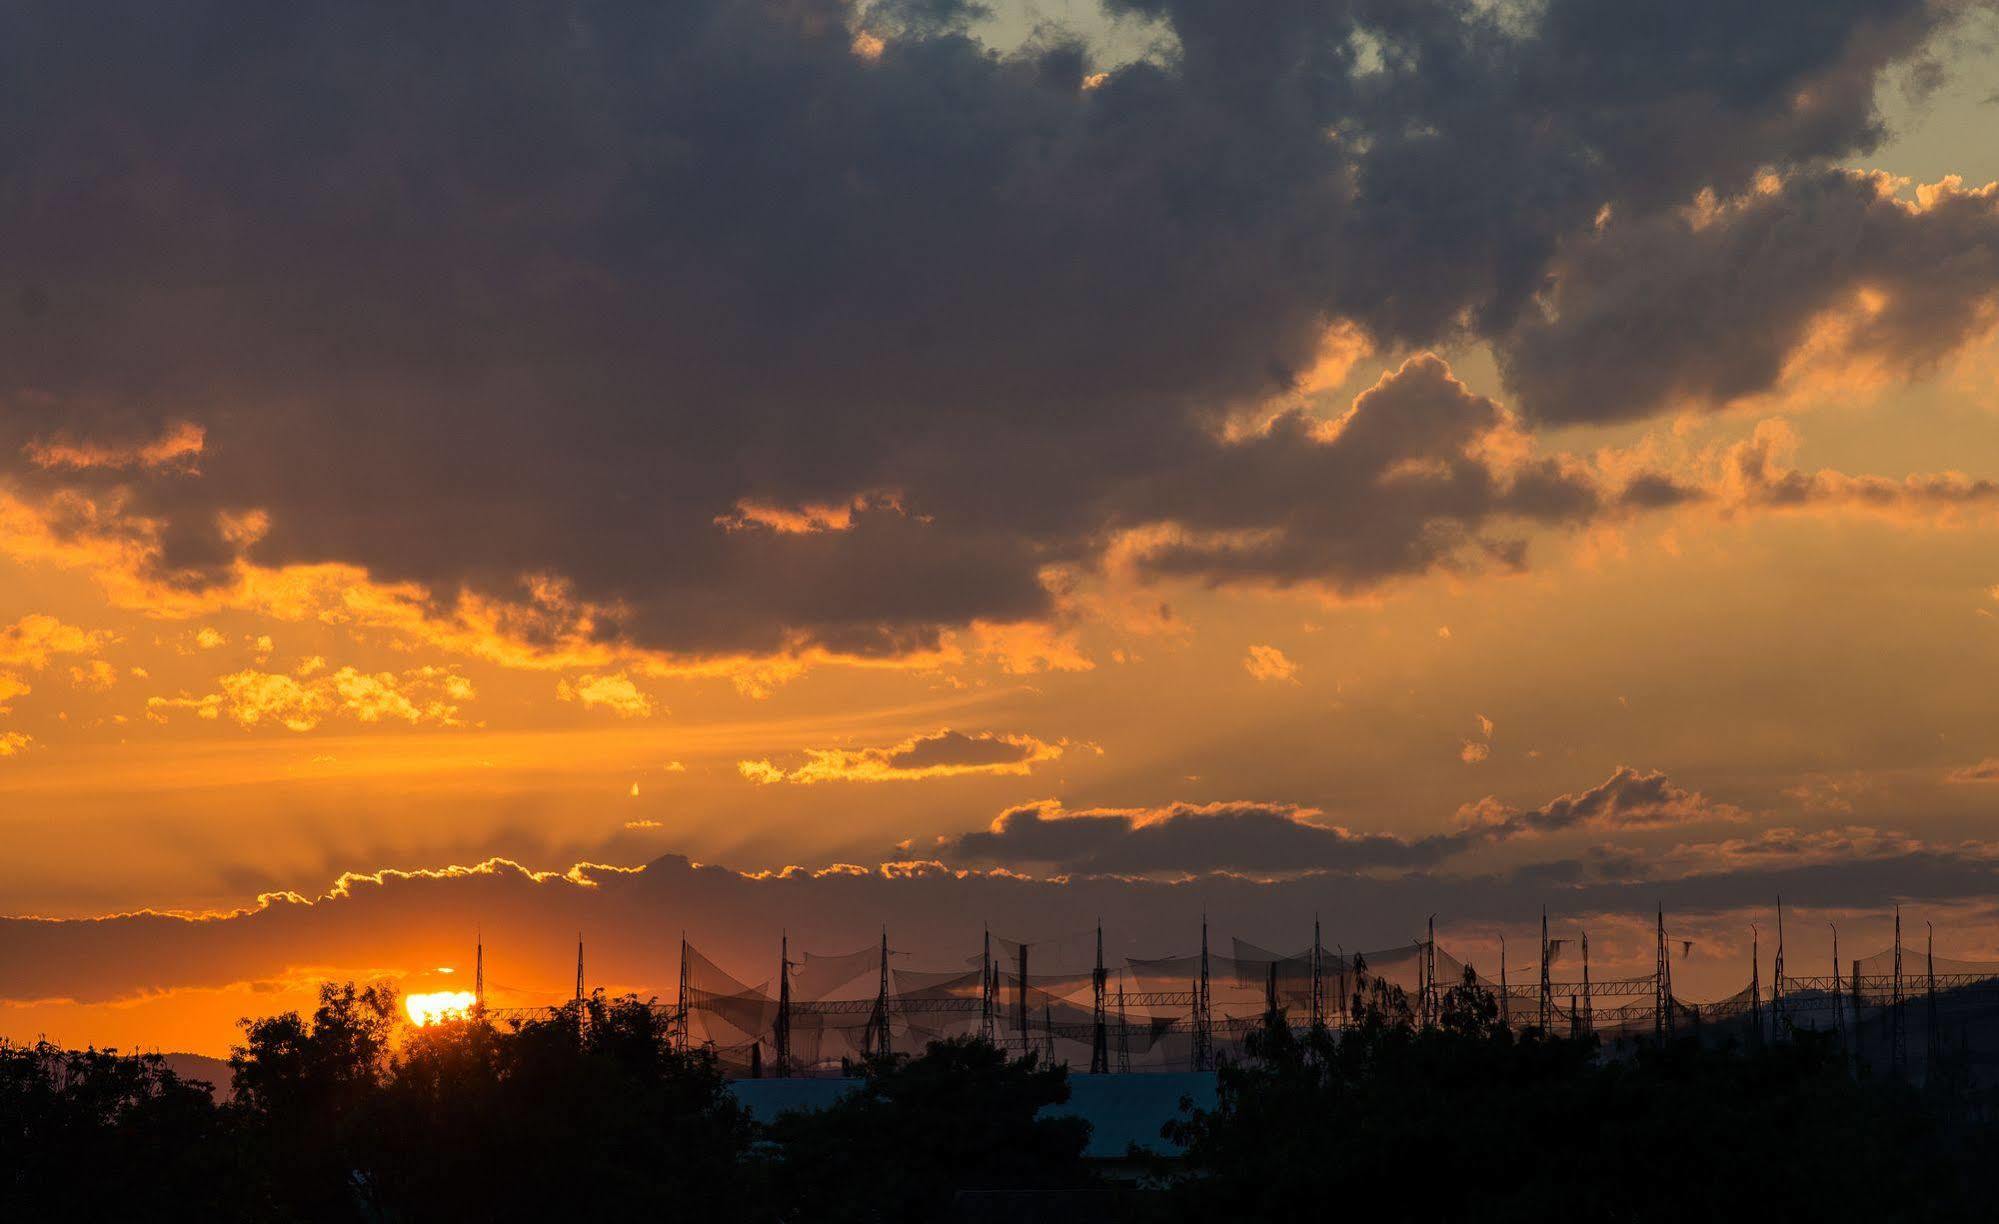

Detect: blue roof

[728,1071,1215,1159]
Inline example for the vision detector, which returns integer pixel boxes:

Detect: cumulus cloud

[1709,419,1999,518]
[0,0,1985,670]
[0,730,31,757]
[1455,766,1745,839]
[739,729,1068,784]
[1501,171,1999,425]
[555,672,656,719]
[935,798,1457,876]
[67,660,119,692]
[13,834,1999,1049]
[1243,645,1299,683]
[22,420,204,473]
[0,614,108,670]
[147,665,475,732]
[1946,758,1999,783]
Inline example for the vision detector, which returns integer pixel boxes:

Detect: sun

[404,991,477,1026]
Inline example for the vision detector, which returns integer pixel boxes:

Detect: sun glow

[404,991,477,1026]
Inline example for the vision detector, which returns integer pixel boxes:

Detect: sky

[4,0,1999,1055]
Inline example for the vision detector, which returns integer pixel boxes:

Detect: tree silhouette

[766,1036,1096,1222]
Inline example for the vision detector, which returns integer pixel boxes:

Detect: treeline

[6,971,1998,1221]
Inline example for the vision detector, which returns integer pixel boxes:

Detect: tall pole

[1193,914,1214,1071]
[1337,945,1348,1028]
[873,926,893,1060]
[1830,923,1844,1051]
[1654,906,1670,1041]
[1772,897,1786,1039]
[474,928,485,1015]
[1851,958,1865,1067]
[1926,920,1938,1078]
[980,926,996,1045]
[575,933,585,1004]
[1017,941,1030,1053]
[1581,930,1593,1037]
[1538,908,1552,1033]
[1422,915,1437,1030]
[675,934,690,1051]
[1892,906,1907,1079]
[1090,922,1109,1074]
[1499,934,1509,1030]
[1749,925,1761,1047]
[775,932,792,1077]
[1116,974,1131,1073]
[1311,916,1325,1031]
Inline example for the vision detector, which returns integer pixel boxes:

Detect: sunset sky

[6,0,1999,1056]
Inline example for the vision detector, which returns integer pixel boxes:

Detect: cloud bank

[0,0,1991,672]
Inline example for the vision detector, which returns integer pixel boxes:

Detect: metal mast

[574,933,585,1004]
[1772,897,1786,1038]
[675,934,690,1051]
[1581,930,1593,1037]
[474,929,485,1015]
[1654,906,1671,1041]
[1830,923,1844,1051]
[1749,925,1761,1047]
[775,932,792,1077]
[1538,909,1552,1033]
[1926,920,1938,1075]
[870,926,893,1060]
[1310,916,1325,1030]
[1090,922,1109,1074]
[1851,957,1864,1065]
[980,926,996,1044]
[1017,941,1031,1053]
[1115,974,1131,1073]
[1421,915,1437,1030]
[1499,935,1509,1030]
[1892,906,1907,1079]
[1192,915,1214,1071]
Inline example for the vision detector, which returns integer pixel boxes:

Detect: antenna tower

[1891,906,1907,1079]
[1538,909,1552,1032]
[1115,974,1132,1073]
[775,932,792,1077]
[1090,922,1109,1074]
[1192,915,1214,1071]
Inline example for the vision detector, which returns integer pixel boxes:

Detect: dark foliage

[1160,966,1999,1222]
[766,1036,1098,1223]
[10,972,1999,1222]
[0,1040,242,1218]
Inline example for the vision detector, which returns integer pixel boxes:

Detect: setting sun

[404,991,477,1026]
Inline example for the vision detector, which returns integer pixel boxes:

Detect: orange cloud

[738,729,1069,785]
[68,660,119,692]
[23,420,205,472]
[1243,644,1299,683]
[714,491,905,535]
[555,672,656,718]
[147,665,476,732]
[0,614,110,670]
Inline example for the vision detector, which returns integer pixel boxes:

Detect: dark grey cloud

[932,766,1743,876]
[936,797,1459,874]
[1501,168,1999,425]
[1457,765,1745,839]
[8,838,1999,1014]
[0,0,1987,657]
